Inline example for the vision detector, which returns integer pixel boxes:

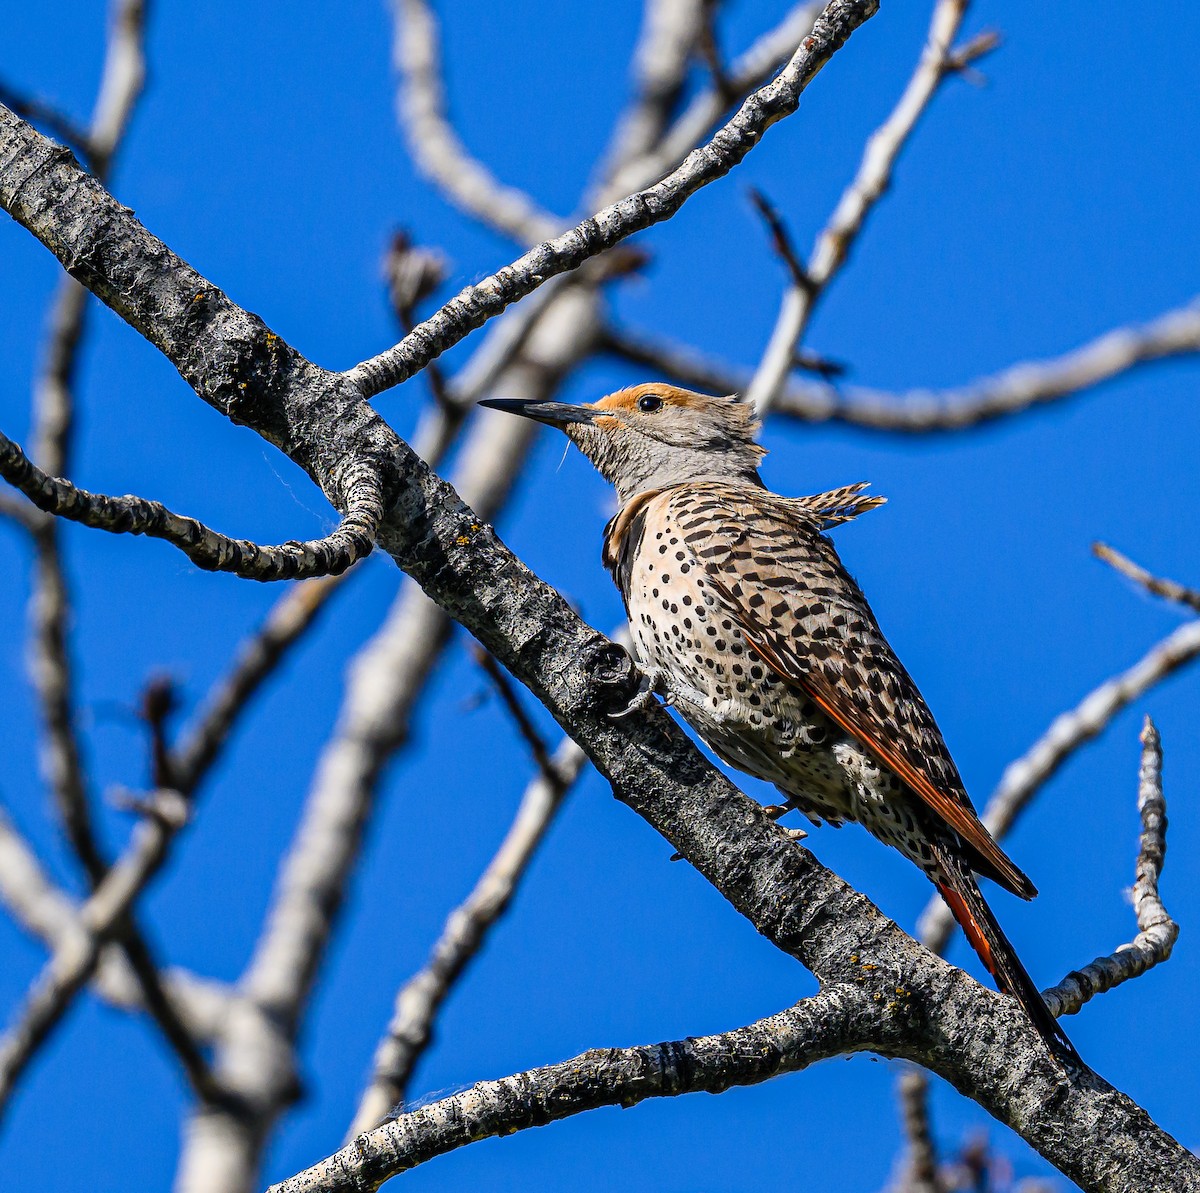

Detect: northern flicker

[481,382,1078,1064]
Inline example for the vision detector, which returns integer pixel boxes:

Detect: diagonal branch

[1093,542,1200,615]
[1042,717,1177,1017]
[277,986,872,1193]
[747,0,994,413]
[0,432,383,580]
[344,0,881,397]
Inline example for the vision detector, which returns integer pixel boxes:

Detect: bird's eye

[637,394,663,413]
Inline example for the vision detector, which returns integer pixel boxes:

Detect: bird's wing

[670,483,1035,899]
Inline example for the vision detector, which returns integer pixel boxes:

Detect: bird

[480,382,1078,1064]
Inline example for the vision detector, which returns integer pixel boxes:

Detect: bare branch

[1043,717,1177,1018]
[391,0,561,245]
[0,789,192,1118]
[0,805,229,1037]
[747,0,987,413]
[345,0,881,398]
[0,432,383,581]
[772,299,1200,430]
[348,738,587,1136]
[918,617,1200,952]
[1093,542,1200,615]
[278,987,870,1193]
[384,230,453,410]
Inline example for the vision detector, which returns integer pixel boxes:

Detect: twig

[384,230,453,410]
[345,0,881,398]
[347,738,587,1136]
[747,0,993,413]
[279,988,868,1192]
[391,0,561,245]
[1042,718,1177,1018]
[748,188,813,293]
[1093,542,1200,615]
[472,647,556,773]
[0,432,383,581]
[917,616,1200,952]
[0,789,193,1119]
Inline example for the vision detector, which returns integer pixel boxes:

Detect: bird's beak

[478,397,598,427]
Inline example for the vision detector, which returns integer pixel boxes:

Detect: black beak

[478,397,597,427]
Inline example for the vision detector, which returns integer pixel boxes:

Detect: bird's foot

[762,802,808,841]
[607,665,670,719]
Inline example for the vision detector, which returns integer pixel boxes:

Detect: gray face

[481,383,766,504]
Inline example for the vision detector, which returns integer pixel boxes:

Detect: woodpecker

[481,382,1077,1064]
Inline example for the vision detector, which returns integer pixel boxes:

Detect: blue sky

[2,2,1199,1189]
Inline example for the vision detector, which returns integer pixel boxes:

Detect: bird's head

[480,383,766,504]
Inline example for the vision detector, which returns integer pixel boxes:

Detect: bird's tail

[930,841,1081,1067]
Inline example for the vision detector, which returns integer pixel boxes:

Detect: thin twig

[747,0,993,413]
[347,737,587,1136]
[0,432,384,581]
[1042,717,1177,1017]
[345,0,881,398]
[1093,542,1200,615]
[0,789,193,1119]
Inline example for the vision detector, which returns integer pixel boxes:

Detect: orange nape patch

[593,383,730,413]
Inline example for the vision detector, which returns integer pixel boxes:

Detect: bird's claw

[607,666,670,719]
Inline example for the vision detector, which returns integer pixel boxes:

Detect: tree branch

[0,431,383,580]
[602,298,1200,433]
[1093,542,1200,615]
[344,0,880,397]
[276,986,872,1193]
